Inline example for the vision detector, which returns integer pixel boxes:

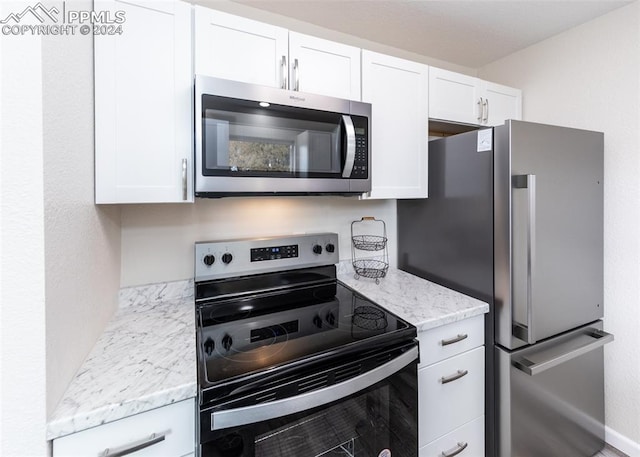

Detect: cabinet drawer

[418,346,484,446]
[53,399,195,456]
[420,416,484,457]
[418,314,484,368]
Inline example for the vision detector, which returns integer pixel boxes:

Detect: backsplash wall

[120,196,397,287]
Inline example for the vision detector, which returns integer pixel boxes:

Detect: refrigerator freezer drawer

[496,321,613,457]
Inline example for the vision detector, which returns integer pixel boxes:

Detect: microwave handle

[341,115,356,178]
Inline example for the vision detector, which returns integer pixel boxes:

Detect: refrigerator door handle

[513,329,614,376]
[513,174,536,344]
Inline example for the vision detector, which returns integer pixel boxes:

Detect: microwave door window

[202,102,342,177]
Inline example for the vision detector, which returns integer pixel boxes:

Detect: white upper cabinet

[362,50,429,199]
[429,67,522,126]
[194,8,288,88]
[95,0,193,203]
[429,68,480,125]
[194,8,361,100]
[288,32,361,100]
[481,80,522,126]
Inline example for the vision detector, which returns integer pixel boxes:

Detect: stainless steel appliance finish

[497,321,611,457]
[195,233,339,282]
[195,75,371,197]
[195,233,419,457]
[397,120,612,457]
[494,121,605,350]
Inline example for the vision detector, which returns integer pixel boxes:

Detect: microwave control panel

[351,115,369,179]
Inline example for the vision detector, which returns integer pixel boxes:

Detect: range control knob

[221,334,233,352]
[326,312,336,326]
[312,244,323,255]
[222,253,233,264]
[313,315,323,329]
[203,254,215,266]
[325,243,335,253]
[203,337,215,356]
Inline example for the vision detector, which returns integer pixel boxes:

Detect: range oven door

[199,344,418,457]
[195,75,371,196]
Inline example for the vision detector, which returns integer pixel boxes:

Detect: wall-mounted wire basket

[351,217,389,285]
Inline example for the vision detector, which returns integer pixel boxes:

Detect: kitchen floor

[596,444,629,457]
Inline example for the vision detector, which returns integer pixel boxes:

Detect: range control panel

[195,233,339,281]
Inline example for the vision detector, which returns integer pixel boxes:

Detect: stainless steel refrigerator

[397,120,613,457]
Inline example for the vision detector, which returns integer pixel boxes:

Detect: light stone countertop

[337,262,489,332]
[47,265,488,441]
[46,280,196,441]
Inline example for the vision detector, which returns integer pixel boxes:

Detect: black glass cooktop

[196,266,416,395]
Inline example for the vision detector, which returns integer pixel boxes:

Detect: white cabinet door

[481,80,522,126]
[95,0,193,203]
[362,51,428,199]
[289,32,361,100]
[429,67,481,125]
[419,416,484,457]
[418,346,485,446]
[429,67,522,127]
[53,399,195,456]
[194,8,288,88]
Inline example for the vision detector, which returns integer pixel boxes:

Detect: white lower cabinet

[418,316,485,455]
[419,416,485,457]
[52,399,195,456]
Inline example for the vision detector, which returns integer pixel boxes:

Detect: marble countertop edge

[46,381,197,440]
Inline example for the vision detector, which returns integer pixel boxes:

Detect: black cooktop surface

[196,267,415,395]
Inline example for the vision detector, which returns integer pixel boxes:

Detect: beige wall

[1,20,47,456]
[121,197,396,286]
[41,24,122,418]
[480,2,640,452]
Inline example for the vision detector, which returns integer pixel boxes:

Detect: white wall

[480,2,640,453]
[41,22,122,417]
[0,23,47,456]
[121,197,396,286]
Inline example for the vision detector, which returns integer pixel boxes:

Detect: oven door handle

[210,345,418,431]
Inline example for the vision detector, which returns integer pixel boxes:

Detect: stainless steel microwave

[195,75,371,197]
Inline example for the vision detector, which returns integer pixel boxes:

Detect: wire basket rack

[351,217,389,285]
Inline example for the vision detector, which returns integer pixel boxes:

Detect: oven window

[201,362,417,457]
[201,95,344,178]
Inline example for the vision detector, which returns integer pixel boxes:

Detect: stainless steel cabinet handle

[293,58,300,91]
[514,328,614,376]
[477,97,483,121]
[211,346,418,430]
[483,98,489,122]
[512,174,536,344]
[440,369,468,384]
[341,115,356,178]
[99,431,169,457]
[280,55,287,89]
[441,334,468,346]
[441,441,468,457]
[181,158,187,201]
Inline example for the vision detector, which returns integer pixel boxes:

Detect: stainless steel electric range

[194,233,419,457]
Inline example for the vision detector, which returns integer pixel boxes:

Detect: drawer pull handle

[440,369,468,384]
[100,430,170,457]
[441,441,468,457]
[440,333,468,346]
